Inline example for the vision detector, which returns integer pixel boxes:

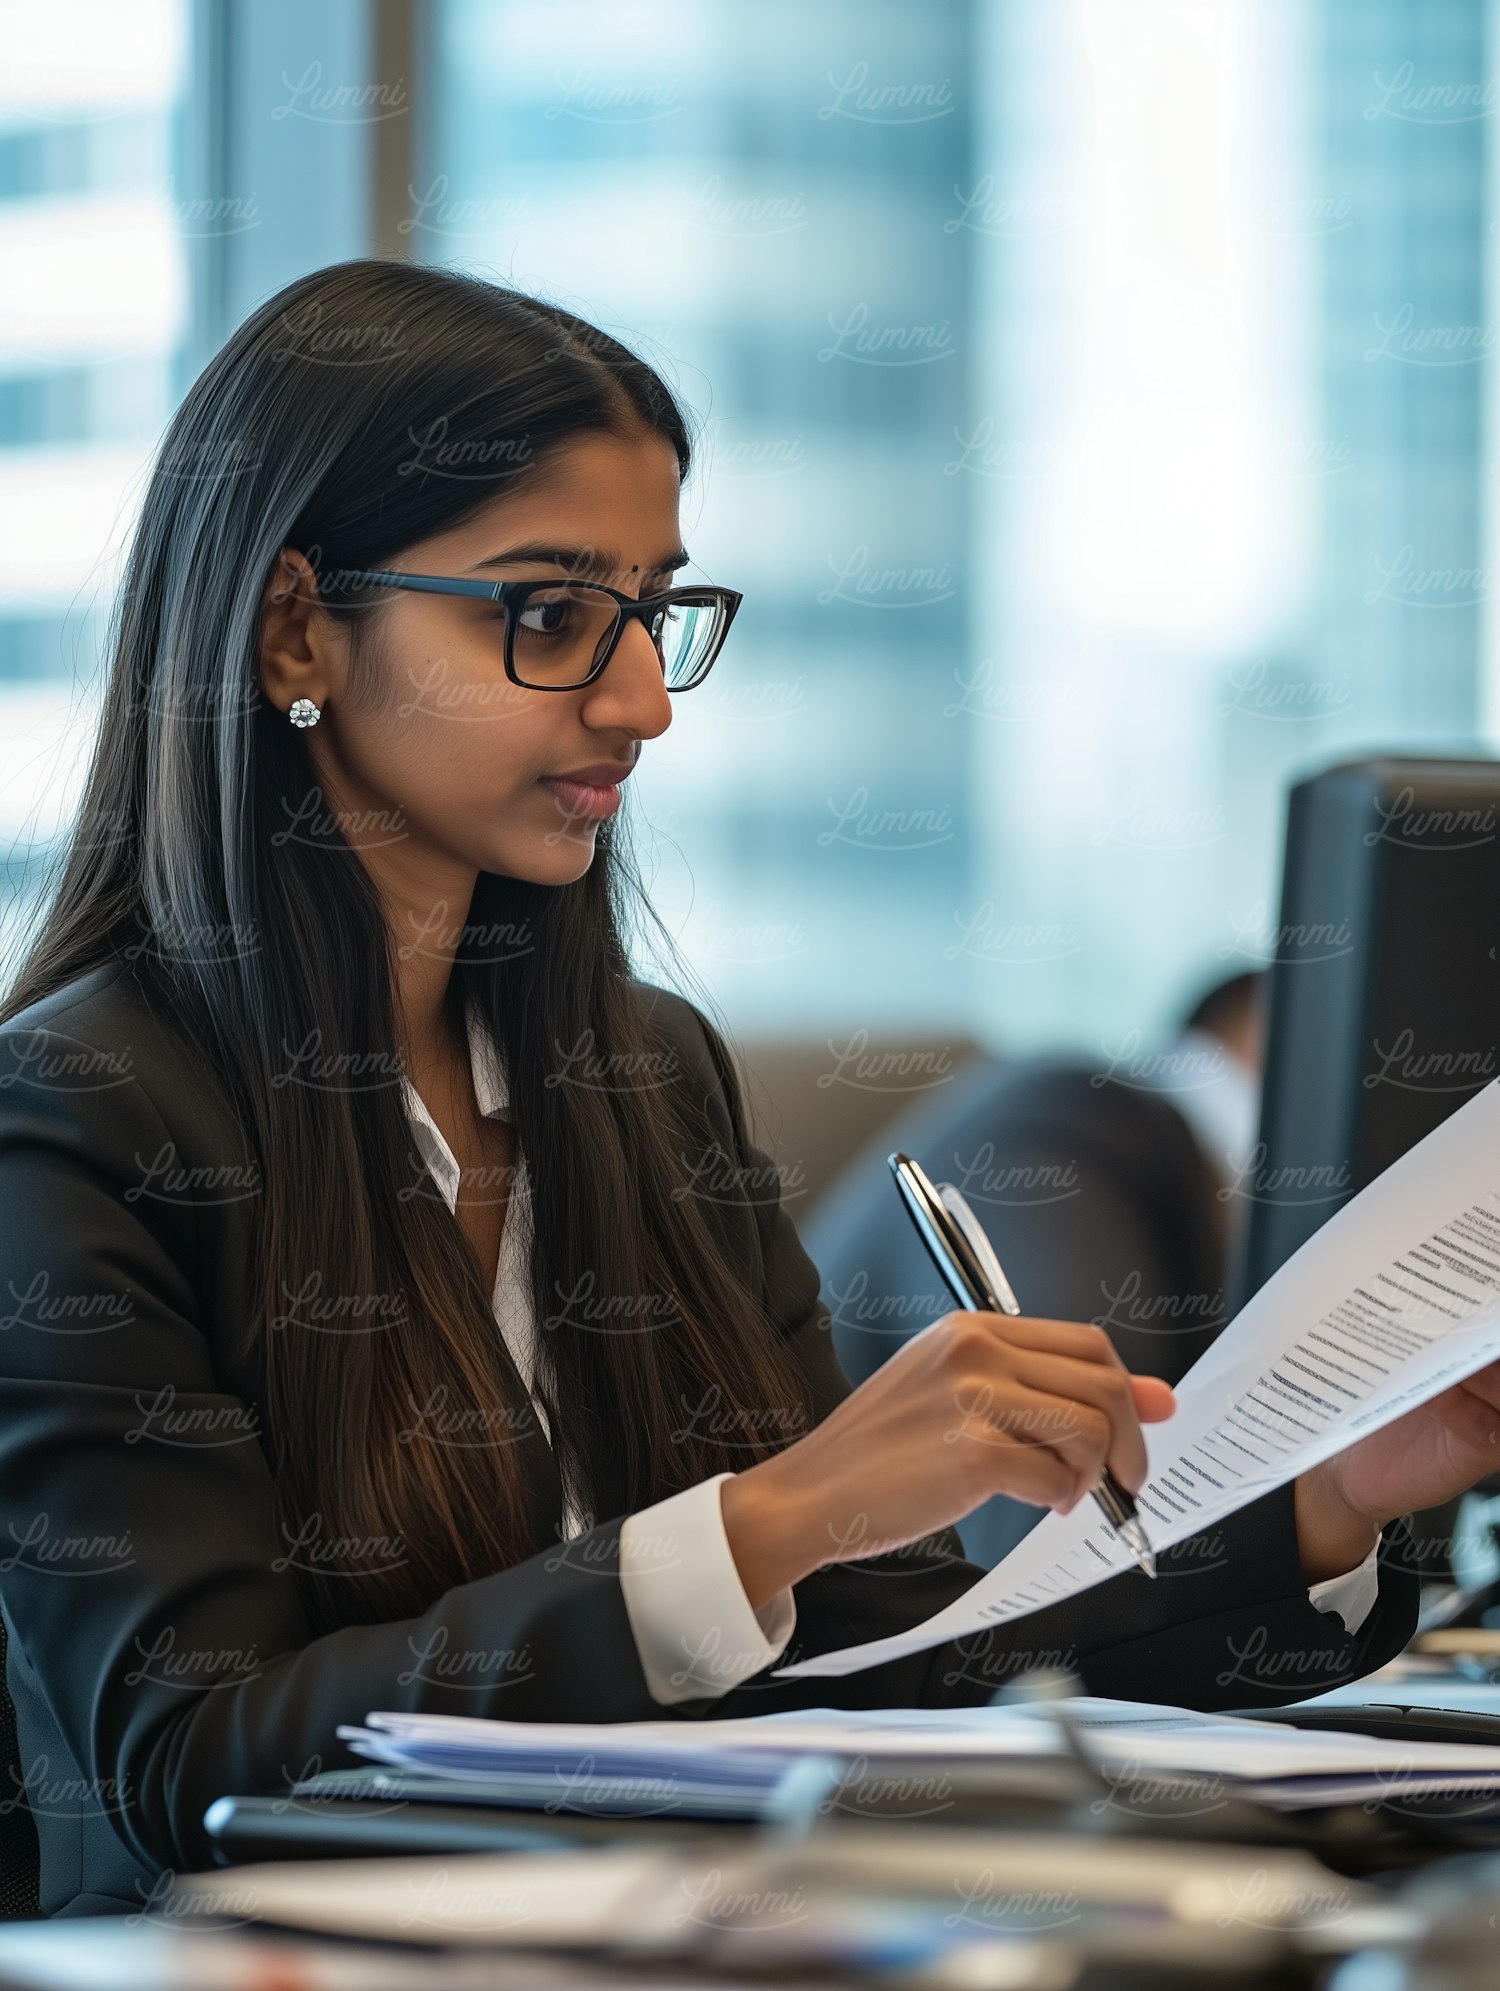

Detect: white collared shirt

[399,997,795,1703]
[400,1001,1379,1702]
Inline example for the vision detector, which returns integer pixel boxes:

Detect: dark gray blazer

[0,960,1418,1916]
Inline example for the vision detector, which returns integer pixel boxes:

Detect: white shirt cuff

[618,1471,797,1704]
[1307,1534,1382,1634]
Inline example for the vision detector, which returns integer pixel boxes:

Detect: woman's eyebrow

[467,542,691,578]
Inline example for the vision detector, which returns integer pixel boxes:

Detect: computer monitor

[1234,753,1500,1310]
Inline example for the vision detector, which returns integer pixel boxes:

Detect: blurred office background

[1,0,1497,1055]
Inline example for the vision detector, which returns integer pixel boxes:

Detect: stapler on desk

[1225,1703,1500,1748]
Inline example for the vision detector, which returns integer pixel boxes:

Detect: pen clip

[936,1183,1022,1317]
[888,1153,994,1316]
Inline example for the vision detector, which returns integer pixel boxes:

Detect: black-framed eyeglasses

[337,569,743,692]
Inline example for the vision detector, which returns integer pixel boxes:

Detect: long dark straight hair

[1,258,814,1632]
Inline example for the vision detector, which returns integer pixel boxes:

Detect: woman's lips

[538,775,622,820]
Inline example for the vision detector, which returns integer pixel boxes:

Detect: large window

[424,0,1500,1049]
[0,0,190,960]
[3,0,1495,1052]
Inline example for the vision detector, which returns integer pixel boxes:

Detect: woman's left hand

[1296,1357,1500,1583]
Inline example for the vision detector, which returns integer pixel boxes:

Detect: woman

[0,259,1491,1918]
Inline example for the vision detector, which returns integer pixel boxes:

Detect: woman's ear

[257,547,340,716]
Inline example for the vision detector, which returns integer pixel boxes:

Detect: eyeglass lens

[511,585,724,689]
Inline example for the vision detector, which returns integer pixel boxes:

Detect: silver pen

[890,1153,1156,1578]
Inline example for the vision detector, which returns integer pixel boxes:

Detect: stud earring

[289,698,322,729]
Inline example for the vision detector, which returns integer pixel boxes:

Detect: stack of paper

[339,1696,1500,1812]
[338,1707,818,1809]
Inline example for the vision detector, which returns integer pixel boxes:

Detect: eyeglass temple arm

[343,570,742,611]
[342,570,506,601]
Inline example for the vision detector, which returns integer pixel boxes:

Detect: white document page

[774,1080,1500,1679]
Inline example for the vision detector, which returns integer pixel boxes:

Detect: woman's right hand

[719,1311,1176,1611]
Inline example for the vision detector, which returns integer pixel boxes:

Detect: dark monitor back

[1236,754,1500,1307]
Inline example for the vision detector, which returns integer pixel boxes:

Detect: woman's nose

[581,616,674,737]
